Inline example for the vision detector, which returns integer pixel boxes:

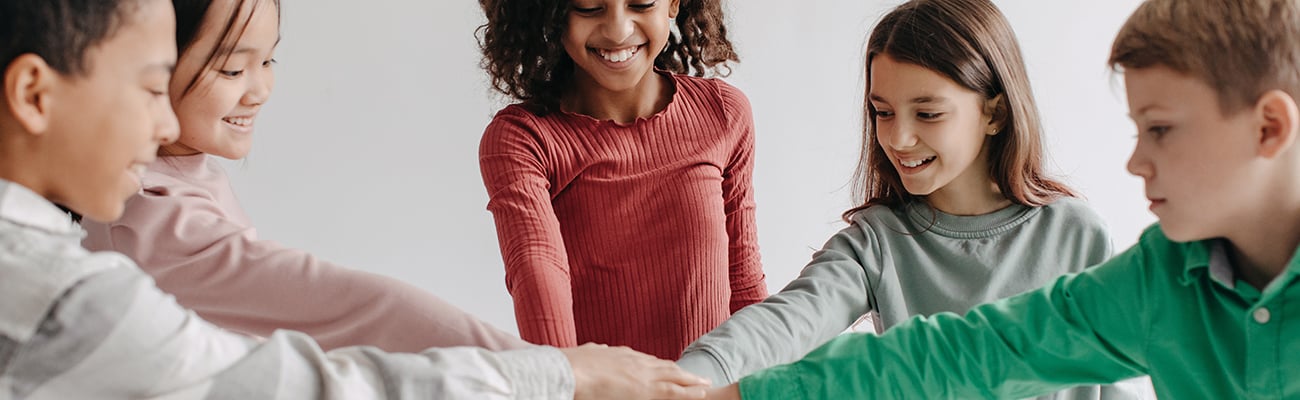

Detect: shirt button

[1254,307,1271,324]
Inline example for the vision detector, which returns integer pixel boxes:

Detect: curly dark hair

[476,0,738,114]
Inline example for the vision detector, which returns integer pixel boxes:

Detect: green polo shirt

[739,225,1300,399]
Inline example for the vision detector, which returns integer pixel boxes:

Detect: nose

[158,100,180,145]
[242,65,275,107]
[1125,135,1153,179]
[880,119,918,150]
[599,7,635,44]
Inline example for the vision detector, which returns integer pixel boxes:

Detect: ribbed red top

[478,74,768,360]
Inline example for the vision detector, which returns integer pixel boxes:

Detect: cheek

[946,121,990,157]
[561,20,587,52]
[645,18,673,45]
[174,99,207,130]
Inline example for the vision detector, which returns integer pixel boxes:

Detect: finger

[653,364,712,387]
[651,381,708,400]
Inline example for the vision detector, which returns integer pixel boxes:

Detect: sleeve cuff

[497,346,575,399]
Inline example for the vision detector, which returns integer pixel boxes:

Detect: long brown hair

[475,0,738,114]
[844,0,1074,221]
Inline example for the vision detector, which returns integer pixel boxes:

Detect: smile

[223,116,253,127]
[593,45,642,63]
[901,156,936,168]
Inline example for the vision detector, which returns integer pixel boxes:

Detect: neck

[563,70,672,124]
[1226,184,1300,290]
[926,184,1011,216]
[0,131,50,199]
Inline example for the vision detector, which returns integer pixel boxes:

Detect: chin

[900,184,935,196]
[1157,223,1211,243]
[214,146,252,160]
[80,202,124,224]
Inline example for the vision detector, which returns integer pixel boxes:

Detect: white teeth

[902,156,935,168]
[598,47,638,63]
[223,117,252,127]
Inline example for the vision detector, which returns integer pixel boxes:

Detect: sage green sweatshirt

[679,198,1144,399]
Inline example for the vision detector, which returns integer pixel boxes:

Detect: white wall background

[222,0,1153,336]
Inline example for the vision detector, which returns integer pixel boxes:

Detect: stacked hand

[561,343,712,400]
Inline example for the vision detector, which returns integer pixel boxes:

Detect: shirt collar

[0,179,84,237]
[1181,236,1300,291]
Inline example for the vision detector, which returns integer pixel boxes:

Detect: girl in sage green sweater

[677,1,1146,399]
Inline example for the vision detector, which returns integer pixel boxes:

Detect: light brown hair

[845,0,1074,221]
[1110,0,1300,115]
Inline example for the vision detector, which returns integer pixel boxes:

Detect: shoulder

[670,73,754,122]
[1033,197,1109,234]
[0,226,136,342]
[100,165,246,251]
[482,104,559,151]
[117,175,225,230]
[672,74,752,117]
[844,204,909,239]
[491,103,544,125]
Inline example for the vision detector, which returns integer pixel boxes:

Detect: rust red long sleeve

[479,74,768,360]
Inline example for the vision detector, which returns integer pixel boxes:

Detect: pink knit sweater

[82,154,526,352]
[479,74,768,360]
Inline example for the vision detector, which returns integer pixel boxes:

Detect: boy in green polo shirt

[705,0,1300,398]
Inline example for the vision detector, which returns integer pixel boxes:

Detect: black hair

[0,0,146,77]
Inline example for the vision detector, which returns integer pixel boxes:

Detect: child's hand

[704,384,742,400]
[561,343,710,400]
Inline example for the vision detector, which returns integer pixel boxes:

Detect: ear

[3,54,58,136]
[668,0,681,19]
[1255,89,1299,159]
[982,93,1007,136]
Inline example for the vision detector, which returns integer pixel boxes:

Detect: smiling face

[1123,66,1268,242]
[561,0,678,95]
[38,0,181,222]
[868,53,1000,211]
[164,0,279,160]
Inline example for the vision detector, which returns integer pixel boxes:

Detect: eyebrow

[223,36,283,56]
[868,94,950,105]
[1131,103,1165,118]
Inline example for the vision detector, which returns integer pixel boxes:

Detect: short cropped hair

[1111,0,1300,114]
[0,0,145,76]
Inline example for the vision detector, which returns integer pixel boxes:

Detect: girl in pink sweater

[475,0,768,360]
[82,0,526,353]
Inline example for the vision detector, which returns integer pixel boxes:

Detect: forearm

[151,238,525,352]
[682,252,871,385]
[738,277,1146,400]
[23,266,574,400]
[509,268,578,347]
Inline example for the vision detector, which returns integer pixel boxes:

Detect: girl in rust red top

[476,0,768,360]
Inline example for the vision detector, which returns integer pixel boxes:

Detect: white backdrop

[221,0,1152,336]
